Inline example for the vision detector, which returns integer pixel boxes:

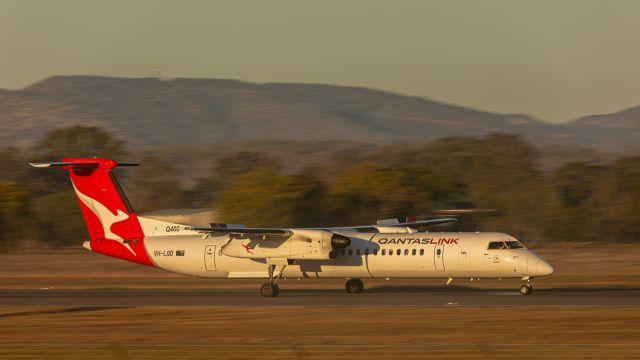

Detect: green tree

[0,181,29,249]
[31,191,85,245]
[29,126,128,195]
[408,134,549,241]
[184,151,280,208]
[599,156,640,242]
[545,162,605,242]
[0,148,29,184]
[327,163,460,226]
[128,156,185,212]
[214,167,326,227]
[33,125,126,160]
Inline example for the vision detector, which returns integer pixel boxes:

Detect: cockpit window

[505,241,525,249]
[488,241,526,250]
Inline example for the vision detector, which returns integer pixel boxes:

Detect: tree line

[1,126,639,249]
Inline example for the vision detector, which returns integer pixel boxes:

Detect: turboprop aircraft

[30,158,553,297]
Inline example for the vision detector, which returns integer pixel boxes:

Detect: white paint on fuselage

[143,231,553,280]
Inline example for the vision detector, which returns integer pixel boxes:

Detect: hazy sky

[1,0,640,122]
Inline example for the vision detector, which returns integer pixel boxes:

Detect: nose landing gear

[345,278,364,293]
[519,278,533,295]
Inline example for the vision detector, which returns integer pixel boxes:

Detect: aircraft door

[205,245,217,271]
[434,245,445,271]
[459,244,471,270]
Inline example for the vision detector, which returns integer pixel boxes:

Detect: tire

[345,279,353,293]
[519,284,532,295]
[345,278,364,294]
[260,283,278,297]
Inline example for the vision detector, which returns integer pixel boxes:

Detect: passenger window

[373,249,378,255]
[436,249,442,256]
[340,249,346,256]
[420,249,424,256]
[348,249,353,256]
[389,249,393,256]
[404,249,409,256]
[412,249,416,256]
[381,249,386,255]
[396,249,401,256]
[364,249,369,255]
[356,249,361,256]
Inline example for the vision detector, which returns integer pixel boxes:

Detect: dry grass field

[0,242,638,359]
[0,307,639,359]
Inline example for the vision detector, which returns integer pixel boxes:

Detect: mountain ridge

[1,75,638,152]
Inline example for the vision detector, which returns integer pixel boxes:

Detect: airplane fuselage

[141,230,552,280]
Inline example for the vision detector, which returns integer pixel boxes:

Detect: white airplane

[31,158,553,297]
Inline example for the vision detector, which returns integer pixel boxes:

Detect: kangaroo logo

[241,243,254,254]
[72,184,136,256]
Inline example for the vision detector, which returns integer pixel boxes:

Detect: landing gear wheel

[260,264,286,297]
[519,284,533,295]
[260,283,280,297]
[345,278,364,294]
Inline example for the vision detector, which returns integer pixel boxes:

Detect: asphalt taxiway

[0,286,638,307]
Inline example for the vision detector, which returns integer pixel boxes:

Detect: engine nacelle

[330,234,351,249]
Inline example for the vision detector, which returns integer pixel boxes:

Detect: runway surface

[1,286,638,307]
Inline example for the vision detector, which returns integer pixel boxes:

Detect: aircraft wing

[187,217,457,236]
[186,226,292,237]
[184,218,454,260]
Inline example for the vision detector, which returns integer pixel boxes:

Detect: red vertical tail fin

[30,158,154,266]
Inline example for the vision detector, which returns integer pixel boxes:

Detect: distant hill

[0,75,638,152]
[564,106,640,152]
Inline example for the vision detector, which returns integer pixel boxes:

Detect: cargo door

[205,245,217,271]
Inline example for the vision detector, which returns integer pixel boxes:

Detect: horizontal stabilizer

[29,160,138,168]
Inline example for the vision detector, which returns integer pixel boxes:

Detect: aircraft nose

[536,260,553,276]
[527,254,553,276]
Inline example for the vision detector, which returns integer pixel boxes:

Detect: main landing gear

[261,264,286,298]
[345,278,364,294]
[519,279,533,295]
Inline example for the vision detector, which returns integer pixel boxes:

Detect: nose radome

[536,260,554,276]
